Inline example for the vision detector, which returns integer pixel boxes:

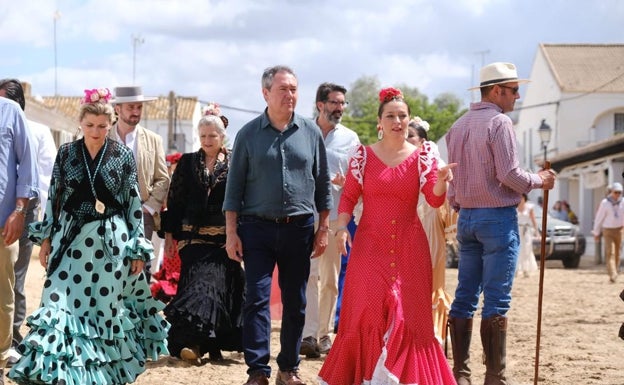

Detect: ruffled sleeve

[28,144,67,245]
[419,142,445,209]
[338,144,366,219]
[124,234,154,263]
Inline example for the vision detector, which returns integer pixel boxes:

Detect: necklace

[82,139,108,214]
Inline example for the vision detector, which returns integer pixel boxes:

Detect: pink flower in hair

[81,88,112,104]
[379,87,404,103]
[203,102,222,116]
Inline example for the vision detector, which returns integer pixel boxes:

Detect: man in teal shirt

[224,65,332,385]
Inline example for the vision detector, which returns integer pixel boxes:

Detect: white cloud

[2,0,622,133]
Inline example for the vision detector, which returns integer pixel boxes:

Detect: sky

[1,0,623,140]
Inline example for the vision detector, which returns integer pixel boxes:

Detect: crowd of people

[3,60,623,385]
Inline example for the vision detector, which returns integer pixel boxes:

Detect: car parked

[532,210,586,268]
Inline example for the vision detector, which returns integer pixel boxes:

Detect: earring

[377,130,384,140]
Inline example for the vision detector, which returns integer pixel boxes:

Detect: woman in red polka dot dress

[318,88,457,385]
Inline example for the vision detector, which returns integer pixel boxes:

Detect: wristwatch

[14,206,26,216]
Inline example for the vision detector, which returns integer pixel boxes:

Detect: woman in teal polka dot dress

[8,88,169,385]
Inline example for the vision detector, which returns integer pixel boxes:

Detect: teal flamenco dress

[8,139,169,385]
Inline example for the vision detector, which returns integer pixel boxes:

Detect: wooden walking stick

[534,160,551,385]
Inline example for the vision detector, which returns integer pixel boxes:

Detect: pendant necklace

[82,139,108,214]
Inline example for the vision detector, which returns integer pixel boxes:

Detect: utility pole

[167,91,176,151]
[53,10,62,96]
[132,34,145,84]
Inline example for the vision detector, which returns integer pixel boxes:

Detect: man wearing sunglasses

[445,62,556,385]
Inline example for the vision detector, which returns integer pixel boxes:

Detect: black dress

[161,149,245,358]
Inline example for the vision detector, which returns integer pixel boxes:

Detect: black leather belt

[242,214,311,224]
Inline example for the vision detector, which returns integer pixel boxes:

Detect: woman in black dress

[162,114,245,364]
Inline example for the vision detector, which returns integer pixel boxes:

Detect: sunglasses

[498,85,519,95]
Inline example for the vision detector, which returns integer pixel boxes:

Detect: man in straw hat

[109,86,170,281]
[445,62,556,385]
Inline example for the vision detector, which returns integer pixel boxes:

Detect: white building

[515,44,624,250]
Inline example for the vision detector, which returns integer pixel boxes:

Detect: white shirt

[117,126,138,161]
[322,123,360,220]
[28,119,57,214]
[592,195,624,235]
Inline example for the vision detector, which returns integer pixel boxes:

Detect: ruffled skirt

[165,243,245,356]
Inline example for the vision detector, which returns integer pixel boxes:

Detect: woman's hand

[433,163,458,196]
[164,233,177,257]
[437,162,458,182]
[39,238,51,269]
[335,227,352,256]
[130,259,145,275]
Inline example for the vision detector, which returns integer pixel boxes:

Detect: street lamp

[53,10,62,96]
[537,119,552,163]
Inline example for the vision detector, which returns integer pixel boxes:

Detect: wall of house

[516,50,561,170]
[25,101,76,147]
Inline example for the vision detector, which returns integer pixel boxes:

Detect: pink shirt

[446,102,543,209]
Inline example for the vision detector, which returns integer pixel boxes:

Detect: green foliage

[341,75,467,145]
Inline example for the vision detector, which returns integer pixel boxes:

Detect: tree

[342,75,466,145]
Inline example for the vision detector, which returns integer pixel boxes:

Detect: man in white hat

[109,86,169,281]
[592,182,624,283]
[445,62,556,385]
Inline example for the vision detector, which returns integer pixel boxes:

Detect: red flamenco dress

[318,144,456,385]
[150,240,181,302]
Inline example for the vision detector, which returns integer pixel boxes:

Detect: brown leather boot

[480,315,508,385]
[449,317,473,385]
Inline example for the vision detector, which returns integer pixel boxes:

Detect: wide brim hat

[468,62,530,90]
[110,86,157,104]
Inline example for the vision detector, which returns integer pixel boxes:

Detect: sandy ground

[7,254,624,385]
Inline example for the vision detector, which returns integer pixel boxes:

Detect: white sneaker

[6,347,21,367]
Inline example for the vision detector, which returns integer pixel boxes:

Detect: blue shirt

[0,98,38,225]
[223,110,332,217]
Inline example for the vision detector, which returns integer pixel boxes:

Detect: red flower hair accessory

[81,88,112,104]
[379,87,403,103]
[166,152,182,166]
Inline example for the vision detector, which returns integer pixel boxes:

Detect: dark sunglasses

[498,85,519,95]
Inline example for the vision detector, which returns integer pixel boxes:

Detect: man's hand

[312,227,329,258]
[538,169,557,190]
[331,172,346,187]
[1,211,25,245]
[226,233,244,262]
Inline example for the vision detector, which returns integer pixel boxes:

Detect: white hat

[469,62,530,90]
[110,86,157,104]
[612,182,623,192]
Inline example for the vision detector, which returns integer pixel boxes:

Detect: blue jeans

[449,206,519,319]
[238,215,314,377]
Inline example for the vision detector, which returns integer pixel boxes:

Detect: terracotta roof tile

[541,43,624,93]
[40,95,198,121]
